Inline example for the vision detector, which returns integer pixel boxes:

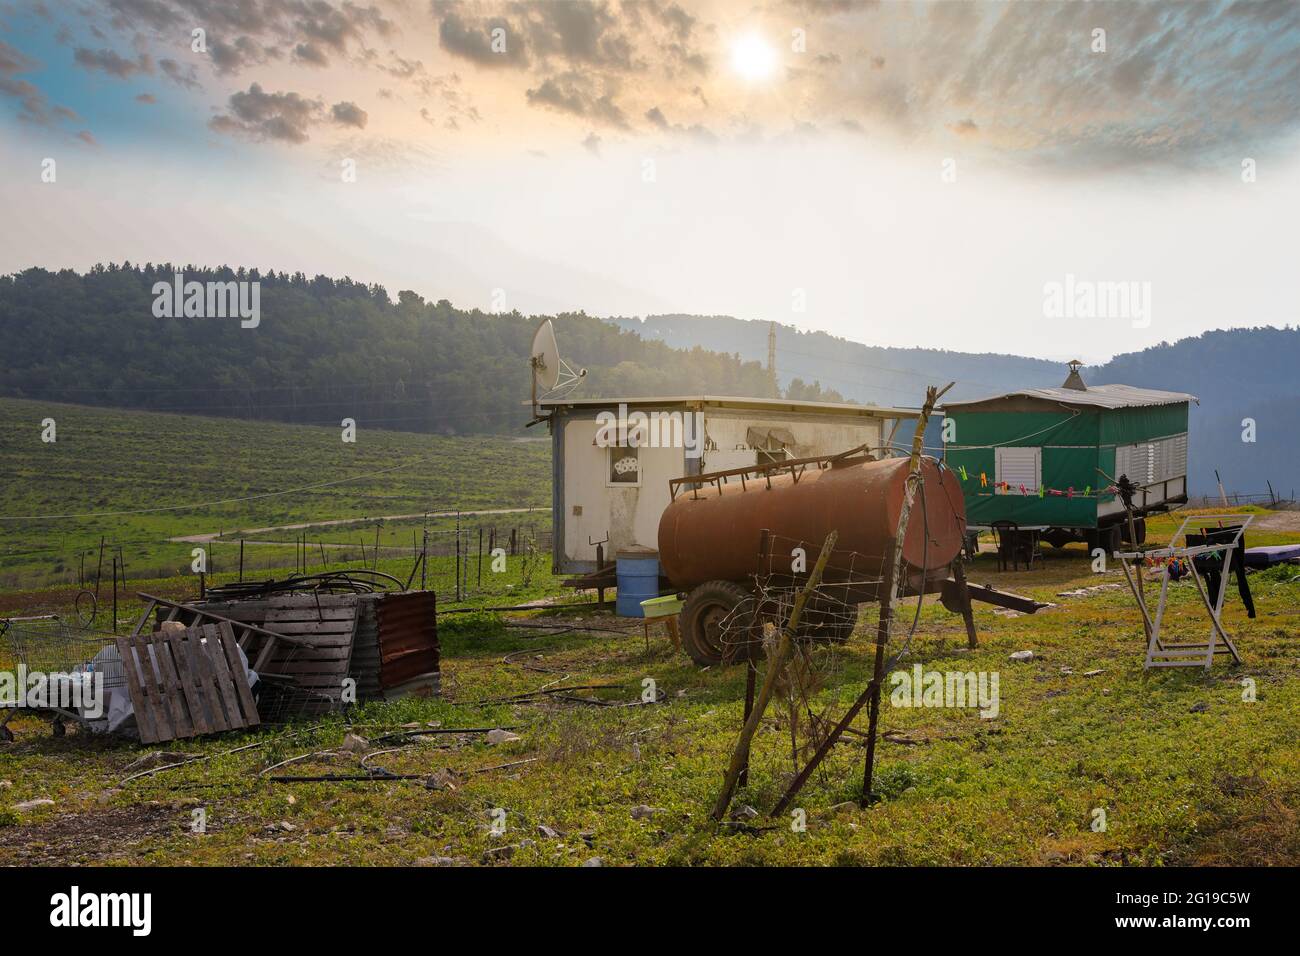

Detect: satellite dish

[529,318,586,418]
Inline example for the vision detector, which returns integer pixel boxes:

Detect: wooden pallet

[260,594,360,714]
[116,622,260,744]
[132,592,317,671]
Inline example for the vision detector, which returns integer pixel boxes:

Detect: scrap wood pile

[126,584,440,741]
[0,577,440,748]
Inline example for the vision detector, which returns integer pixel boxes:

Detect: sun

[730,33,777,82]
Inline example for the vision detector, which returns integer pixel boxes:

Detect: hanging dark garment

[1186,526,1255,618]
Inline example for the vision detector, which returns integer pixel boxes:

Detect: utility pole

[767,321,778,397]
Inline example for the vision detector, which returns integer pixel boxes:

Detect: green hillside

[0,397,550,590]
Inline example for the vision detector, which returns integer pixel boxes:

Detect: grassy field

[2,507,1298,866]
[0,397,550,591]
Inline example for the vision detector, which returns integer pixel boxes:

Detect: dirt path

[168,507,539,544]
[1250,510,1300,532]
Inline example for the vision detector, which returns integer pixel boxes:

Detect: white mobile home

[541,395,918,574]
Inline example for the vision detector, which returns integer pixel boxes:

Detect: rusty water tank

[657,456,965,590]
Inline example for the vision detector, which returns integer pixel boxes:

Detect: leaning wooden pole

[860,382,951,805]
[711,530,839,822]
[770,382,951,817]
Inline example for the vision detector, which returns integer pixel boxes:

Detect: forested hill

[610,314,1067,406]
[0,264,792,435]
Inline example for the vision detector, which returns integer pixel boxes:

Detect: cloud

[106,0,182,31]
[77,129,99,145]
[74,46,152,78]
[526,72,628,127]
[0,39,37,76]
[0,39,75,126]
[438,12,528,67]
[135,92,157,104]
[209,82,370,143]
[642,103,715,142]
[159,57,201,90]
[294,42,331,67]
[582,130,601,154]
[523,1,635,70]
[331,100,368,128]
[209,82,326,144]
[209,36,272,75]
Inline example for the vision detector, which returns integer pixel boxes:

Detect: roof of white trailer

[536,394,919,418]
[943,383,1198,411]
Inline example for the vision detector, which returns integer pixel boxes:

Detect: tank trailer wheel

[798,598,858,645]
[679,580,757,667]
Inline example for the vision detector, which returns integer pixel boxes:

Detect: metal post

[477,527,483,587]
[112,556,119,633]
[239,539,245,582]
[95,536,105,599]
[596,542,606,607]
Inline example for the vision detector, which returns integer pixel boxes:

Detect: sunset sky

[1,0,1298,361]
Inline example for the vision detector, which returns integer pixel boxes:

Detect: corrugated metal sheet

[944,383,1198,411]
[374,590,439,696]
[350,598,382,700]
[192,591,439,706]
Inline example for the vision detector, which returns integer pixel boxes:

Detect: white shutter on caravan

[1172,433,1188,477]
[995,446,1041,492]
[1116,442,1155,484]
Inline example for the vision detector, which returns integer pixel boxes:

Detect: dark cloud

[331,100,368,127]
[96,0,394,77]
[209,81,369,143]
[523,1,635,70]
[640,103,715,143]
[294,42,331,67]
[0,39,77,127]
[209,82,325,143]
[107,0,182,31]
[525,72,628,127]
[0,39,37,75]
[809,0,1300,169]
[438,12,528,67]
[159,57,201,90]
[74,46,152,78]
[209,36,272,75]
[656,4,695,41]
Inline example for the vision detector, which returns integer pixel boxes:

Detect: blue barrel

[615,547,660,617]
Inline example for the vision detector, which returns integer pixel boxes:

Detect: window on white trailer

[995,446,1041,493]
[608,446,641,486]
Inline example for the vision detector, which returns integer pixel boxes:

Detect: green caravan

[942,362,1195,552]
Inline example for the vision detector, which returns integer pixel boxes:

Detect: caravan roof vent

[1062,360,1087,391]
